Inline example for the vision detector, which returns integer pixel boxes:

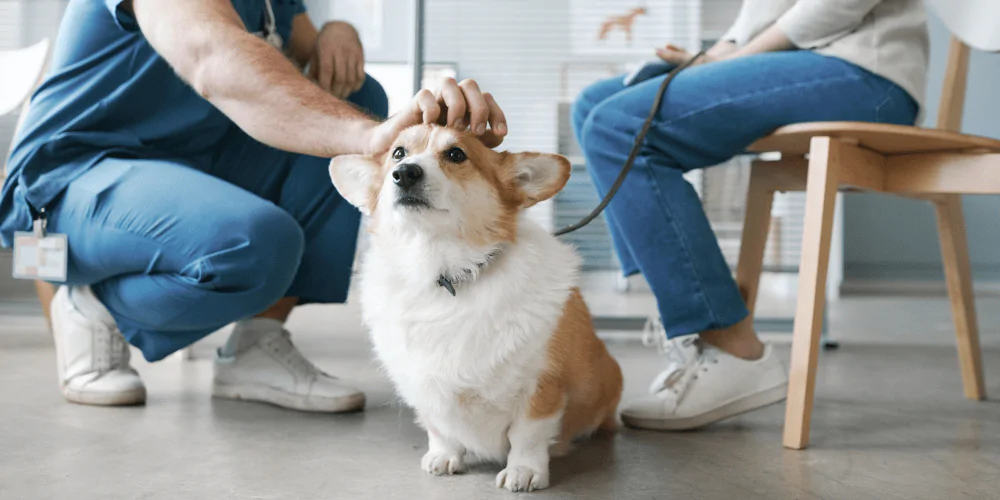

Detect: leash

[553,50,707,237]
[436,51,706,296]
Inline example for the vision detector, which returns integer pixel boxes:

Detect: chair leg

[783,138,841,450]
[735,163,775,314]
[934,194,986,400]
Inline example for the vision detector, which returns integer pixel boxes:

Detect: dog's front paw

[496,465,549,492]
[421,450,466,475]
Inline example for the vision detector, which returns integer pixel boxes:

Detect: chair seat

[748,122,1000,156]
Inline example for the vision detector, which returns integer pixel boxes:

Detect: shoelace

[641,317,719,405]
[268,330,333,380]
[92,323,128,372]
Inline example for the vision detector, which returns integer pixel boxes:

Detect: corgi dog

[329,124,623,492]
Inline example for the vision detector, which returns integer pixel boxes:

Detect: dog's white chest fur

[359,219,580,460]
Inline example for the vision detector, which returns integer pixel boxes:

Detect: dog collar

[436,246,505,297]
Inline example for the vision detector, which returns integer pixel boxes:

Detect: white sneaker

[50,286,147,406]
[619,319,788,431]
[212,319,366,413]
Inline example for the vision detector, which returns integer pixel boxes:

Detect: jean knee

[579,100,633,154]
[581,98,691,185]
[573,77,628,136]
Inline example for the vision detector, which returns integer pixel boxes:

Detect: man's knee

[246,207,304,300]
[186,205,305,310]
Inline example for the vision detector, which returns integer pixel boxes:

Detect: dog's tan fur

[530,287,623,452]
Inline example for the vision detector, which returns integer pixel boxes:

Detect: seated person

[573,0,928,430]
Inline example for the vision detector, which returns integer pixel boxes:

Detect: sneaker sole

[211,382,366,413]
[52,289,147,407]
[620,383,788,431]
[63,386,147,406]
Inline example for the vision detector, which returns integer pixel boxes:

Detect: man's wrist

[350,118,380,155]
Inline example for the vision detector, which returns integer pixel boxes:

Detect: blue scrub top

[0,0,307,247]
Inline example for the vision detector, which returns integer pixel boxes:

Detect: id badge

[12,219,68,282]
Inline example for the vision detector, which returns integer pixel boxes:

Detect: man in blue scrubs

[1,0,507,410]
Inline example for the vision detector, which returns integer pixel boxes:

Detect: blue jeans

[46,77,388,362]
[572,51,918,339]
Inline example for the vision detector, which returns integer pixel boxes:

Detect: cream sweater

[722,0,930,109]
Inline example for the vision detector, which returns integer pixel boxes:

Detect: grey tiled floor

[2,297,999,500]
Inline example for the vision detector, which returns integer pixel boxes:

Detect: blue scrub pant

[572,52,918,339]
[48,78,388,362]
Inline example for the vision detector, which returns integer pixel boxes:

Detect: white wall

[702,0,743,38]
[423,0,572,155]
[310,0,415,63]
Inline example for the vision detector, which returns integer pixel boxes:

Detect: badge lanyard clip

[33,208,47,238]
[263,0,283,49]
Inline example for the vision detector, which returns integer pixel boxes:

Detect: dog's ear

[329,154,381,215]
[507,153,572,207]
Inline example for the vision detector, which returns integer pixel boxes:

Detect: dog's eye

[444,147,467,164]
[392,147,406,162]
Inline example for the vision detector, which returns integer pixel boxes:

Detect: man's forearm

[190,28,374,157]
[132,0,374,158]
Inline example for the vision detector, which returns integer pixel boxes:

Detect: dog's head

[329,124,570,244]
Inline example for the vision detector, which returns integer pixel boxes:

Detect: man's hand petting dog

[364,77,508,156]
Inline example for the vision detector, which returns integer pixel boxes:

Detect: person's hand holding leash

[656,44,719,66]
[365,78,508,155]
[656,21,794,69]
[310,21,365,99]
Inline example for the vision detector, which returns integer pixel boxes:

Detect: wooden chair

[740,5,999,449]
[1,40,55,326]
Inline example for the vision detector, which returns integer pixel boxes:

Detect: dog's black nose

[392,163,424,190]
